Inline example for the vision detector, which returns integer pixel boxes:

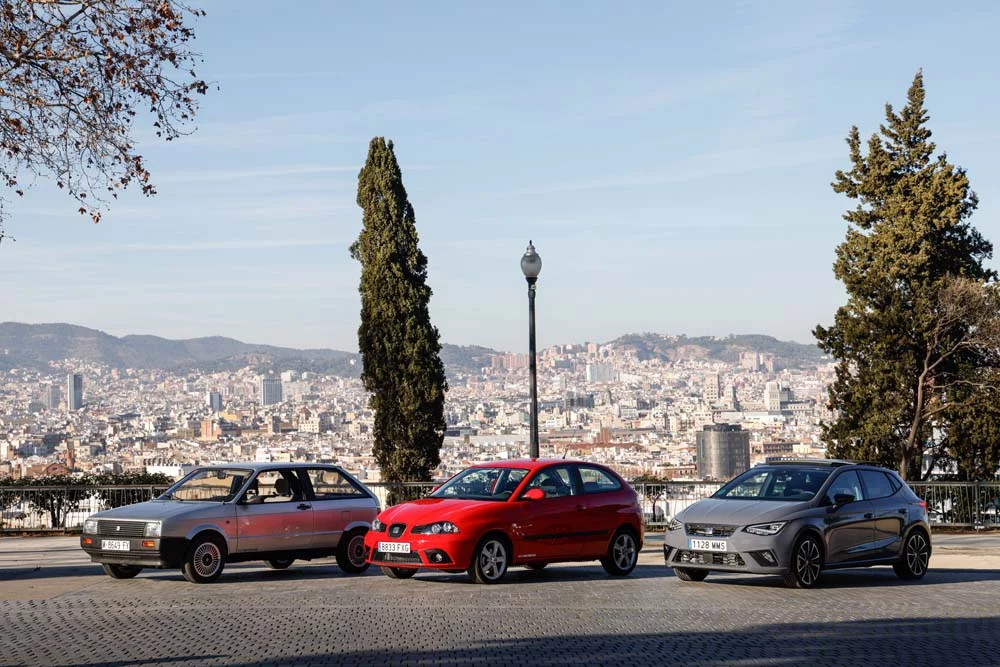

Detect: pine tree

[814,72,998,480]
[351,138,447,483]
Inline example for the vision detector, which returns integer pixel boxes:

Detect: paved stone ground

[2,535,1000,666]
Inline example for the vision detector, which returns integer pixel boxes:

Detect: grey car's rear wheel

[265,558,294,570]
[381,566,417,579]
[784,534,823,589]
[182,534,227,584]
[893,530,930,580]
[102,563,142,579]
[336,528,370,574]
[601,528,639,576]
[674,567,708,582]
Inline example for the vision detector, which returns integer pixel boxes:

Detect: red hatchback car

[364,459,643,584]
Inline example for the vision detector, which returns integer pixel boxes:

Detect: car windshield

[159,468,253,502]
[712,467,832,501]
[430,467,529,501]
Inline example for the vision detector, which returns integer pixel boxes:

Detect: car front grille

[388,523,407,538]
[685,523,736,538]
[97,520,145,537]
[675,550,746,567]
[372,550,422,564]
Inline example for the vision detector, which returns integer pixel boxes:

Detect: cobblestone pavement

[2,536,1000,667]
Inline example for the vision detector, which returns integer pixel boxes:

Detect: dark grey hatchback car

[663,459,931,588]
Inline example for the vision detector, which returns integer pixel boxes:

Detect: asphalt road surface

[2,535,999,667]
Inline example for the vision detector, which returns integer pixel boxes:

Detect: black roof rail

[762,456,855,467]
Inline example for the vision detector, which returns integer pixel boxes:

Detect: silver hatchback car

[81,463,378,583]
[663,459,931,588]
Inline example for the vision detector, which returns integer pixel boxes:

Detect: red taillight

[917,501,927,510]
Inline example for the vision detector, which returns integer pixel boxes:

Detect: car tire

[336,528,370,574]
[102,563,142,579]
[783,534,823,589]
[526,562,548,571]
[601,528,639,576]
[893,529,931,580]
[381,566,417,579]
[674,567,708,582]
[265,558,294,570]
[468,535,510,584]
[182,534,227,584]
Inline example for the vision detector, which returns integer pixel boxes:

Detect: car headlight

[372,518,386,532]
[144,522,162,538]
[744,521,787,536]
[84,519,98,534]
[667,517,683,531]
[412,521,460,535]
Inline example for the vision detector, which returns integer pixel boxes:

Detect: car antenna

[562,446,569,459]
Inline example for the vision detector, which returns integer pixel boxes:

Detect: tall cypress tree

[351,138,447,483]
[814,72,996,480]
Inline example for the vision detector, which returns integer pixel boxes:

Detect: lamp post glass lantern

[521,241,542,459]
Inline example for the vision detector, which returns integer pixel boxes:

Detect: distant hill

[0,322,499,378]
[606,332,826,367]
[0,323,825,376]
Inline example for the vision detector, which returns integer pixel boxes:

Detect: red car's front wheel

[468,535,510,584]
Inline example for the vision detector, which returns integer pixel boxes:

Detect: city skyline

[1,2,999,352]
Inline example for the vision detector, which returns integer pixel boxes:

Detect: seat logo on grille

[115,525,121,532]
[704,527,713,536]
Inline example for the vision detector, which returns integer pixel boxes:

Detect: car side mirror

[522,488,545,501]
[430,485,440,494]
[833,493,855,507]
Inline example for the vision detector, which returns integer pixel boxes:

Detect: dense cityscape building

[0,338,834,493]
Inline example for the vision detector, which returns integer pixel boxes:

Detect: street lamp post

[520,240,542,459]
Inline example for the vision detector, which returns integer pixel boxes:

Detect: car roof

[469,458,601,471]
[194,462,343,471]
[759,457,897,473]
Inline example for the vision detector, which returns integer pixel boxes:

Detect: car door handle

[864,513,874,519]
[297,504,311,511]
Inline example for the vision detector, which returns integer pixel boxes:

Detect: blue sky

[3,1,1000,353]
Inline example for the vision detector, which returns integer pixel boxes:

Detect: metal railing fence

[1,480,998,533]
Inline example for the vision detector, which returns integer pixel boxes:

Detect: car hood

[93,499,215,521]
[678,498,810,525]
[377,497,499,524]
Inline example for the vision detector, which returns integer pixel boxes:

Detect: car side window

[826,470,865,504]
[859,470,895,500]
[252,470,303,503]
[308,468,366,500]
[526,466,576,498]
[578,466,621,494]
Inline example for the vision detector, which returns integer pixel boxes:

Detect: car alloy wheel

[336,528,370,574]
[602,528,639,576]
[469,537,508,584]
[785,535,823,589]
[193,541,222,578]
[182,534,226,584]
[894,530,930,580]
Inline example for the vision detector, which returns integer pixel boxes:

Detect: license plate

[101,540,130,552]
[689,539,727,552]
[378,541,411,554]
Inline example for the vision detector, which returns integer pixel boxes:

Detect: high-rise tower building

[259,377,283,406]
[207,390,223,412]
[66,373,83,411]
[696,424,751,481]
[47,384,62,410]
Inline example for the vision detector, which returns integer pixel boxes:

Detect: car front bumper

[80,535,188,569]
[363,532,478,570]
[662,529,792,575]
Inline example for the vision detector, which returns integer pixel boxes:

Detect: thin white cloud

[157,164,360,184]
